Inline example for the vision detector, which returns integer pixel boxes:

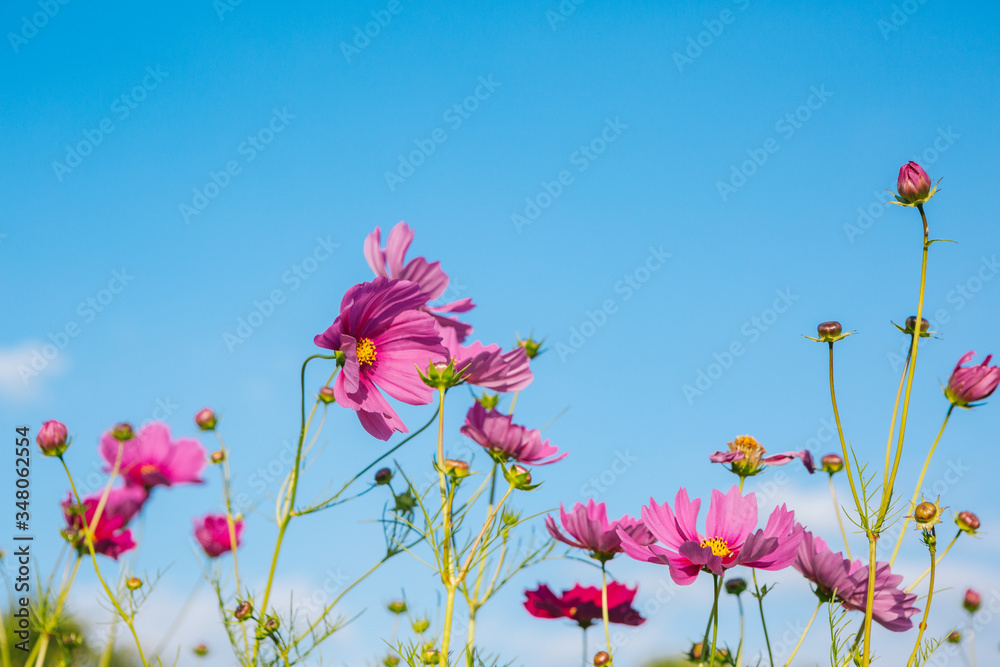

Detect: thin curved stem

[752,571,774,667]
[783,600,822,666]
[906,537,937,666]
[214,430,249,653]
[882,346,912,493]
[601,562,613,662]
[828,475,852,560]
[709,575,722,667]
[828,343,864,521]
[906,530,960,593]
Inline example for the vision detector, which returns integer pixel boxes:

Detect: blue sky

[2,0,1000,664]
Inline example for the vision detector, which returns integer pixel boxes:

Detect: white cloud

[0,340,66,403]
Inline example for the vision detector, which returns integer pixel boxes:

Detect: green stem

[828,474,852,560]
[214,430,249,654]
[827,343,865,523]
[890,405,954,565]
[783,600,822,666]
[752,571,774,667]
[735,594,744,667]
[435,387,455,667]
[906,530,960,593]
[906,536,937,666]
[601,562,613,663]
[882,345,912,495]
[709,575,722,667]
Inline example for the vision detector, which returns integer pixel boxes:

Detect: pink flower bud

[963,588,981,613]
[945,352,1000,407]
[194,408,217,431]
[37,420,69,456]
[896,161,933,205]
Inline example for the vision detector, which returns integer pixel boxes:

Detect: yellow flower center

[356,338,377,366]
[728,435,765,469]
[139,463,160,477]
[700,537,731,557]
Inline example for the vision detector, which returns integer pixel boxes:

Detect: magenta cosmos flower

[100,422,206,490]
[546,499,655,562]
[524,582,645,628]
[619,486,803,585]
[37,419,69,456]
[314,277,448,440]
[794,529,918,632]
[193,514,244,558]
[438,326,533,392]
[365,222,475,342]
[460,403,566,465]
[944,351,1000,407]
[61,485,147,559]
[710,435,814,477]
[894,161,937,206]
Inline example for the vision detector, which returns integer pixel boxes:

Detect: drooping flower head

[460,403,565,466]
[894,161,938,207]
[794,529,918,632]
[944,351,999,408]
[523,582,645,629]
[618,486,804,585]
[709,435,814,478]
[365,222,475,342]
[61,485,147,559]
[545,499,654,562]
[438,327,533,393]
[193,514,244,558]
[99,422,206,490]
[314,277,448,440]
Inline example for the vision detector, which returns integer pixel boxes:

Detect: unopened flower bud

[501,508,520,526]
[194,408,217,431]
[420,647,439,664]
[442,458,470,480]
[383,656,400,667]
[905,316,930,335]
[374,467,393,485]
[387,600,407,614]
[477,393,500,409]
[411,617,430,633]
[956,511,980,534]
[60,633,83,649]
[964,589,981,613]
[947,630,961,644]
[914,502,938,523]
[517,337,544,359]
[725,578,747,595]
[112,422,134,441]
[318,386,336,404]
[255,615,279,640]
[593,651,611,666]
[419,359,464,389]
[817,321,843,340]
[210,450,225,464]
[821,454,844,474]
[193,644,209,657]
[894,161,936,206]
[234,600,253,621]
[37,420,69,456]
[505,464,534,490]
[126,576,142,591]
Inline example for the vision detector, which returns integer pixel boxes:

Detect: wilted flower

[37,420,69,456]
[619,486,804,585]
[944,351,1000,407]
[523,582,645,628]
[461,403,566,466]
[710,435,814,477]
[61,485,147,559]
[964,589,982,613]
[313,277,449,440]
[99,422,206,490]
[193,514,243,558]
[893,161,937,207]
[545,499,654,562]
[194,408,217,431]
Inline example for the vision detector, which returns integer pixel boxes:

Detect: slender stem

[783,600,822,666]
[890,406,954,565]
[601,562,613,662]
[827,343,864,520]
[709,575,722,667]
[861,538,878,667]
[969,622,978,667]
[906,536,937,666]
[31,636,49,667]
[882,346,912,493]
[735,595,744,667]
[214,430,249,653]
[292,556,390,645]
[435,387,455,667]
[152,577,204,657]
[906,530,961,593]
[828,475,852,560]
[457,485,514,582]
[752,571,774,667]
[508,390,520,415]
[581,627,587,667]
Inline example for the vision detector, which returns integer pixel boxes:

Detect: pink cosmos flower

[439,327,533,392]
[794,529,918,632]
[619,486,804,586]
[61,485,147,559]
[314,277,449,440]
[99,422,206,490]
[365,222,475,342]
[709,435,814,476]
[193,514,244,558]
[895,161,936,206]
[545,499,655,561]
[944,351,1000,407]
[37,419,69,456]
[524,582,645,628]
[460,403,566,465]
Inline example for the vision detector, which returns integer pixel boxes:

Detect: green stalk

[906,534,937,666]
[783,600,822,666]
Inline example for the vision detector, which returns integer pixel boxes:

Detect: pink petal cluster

[440,327,533,392]
[944,351,1000,407]
[619,486,803,585]
[365,222,475,342]
[896,161,933,205]
[524,582,645,628]
[545,499,654,561]
[460,403,565,465]
[794,530,918,632]
[61,485,147,559]
[709,435,814,476]
[99,422,206,490]
[37,419,69,455]
[314,277,448,440]
[194,514,244,558]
